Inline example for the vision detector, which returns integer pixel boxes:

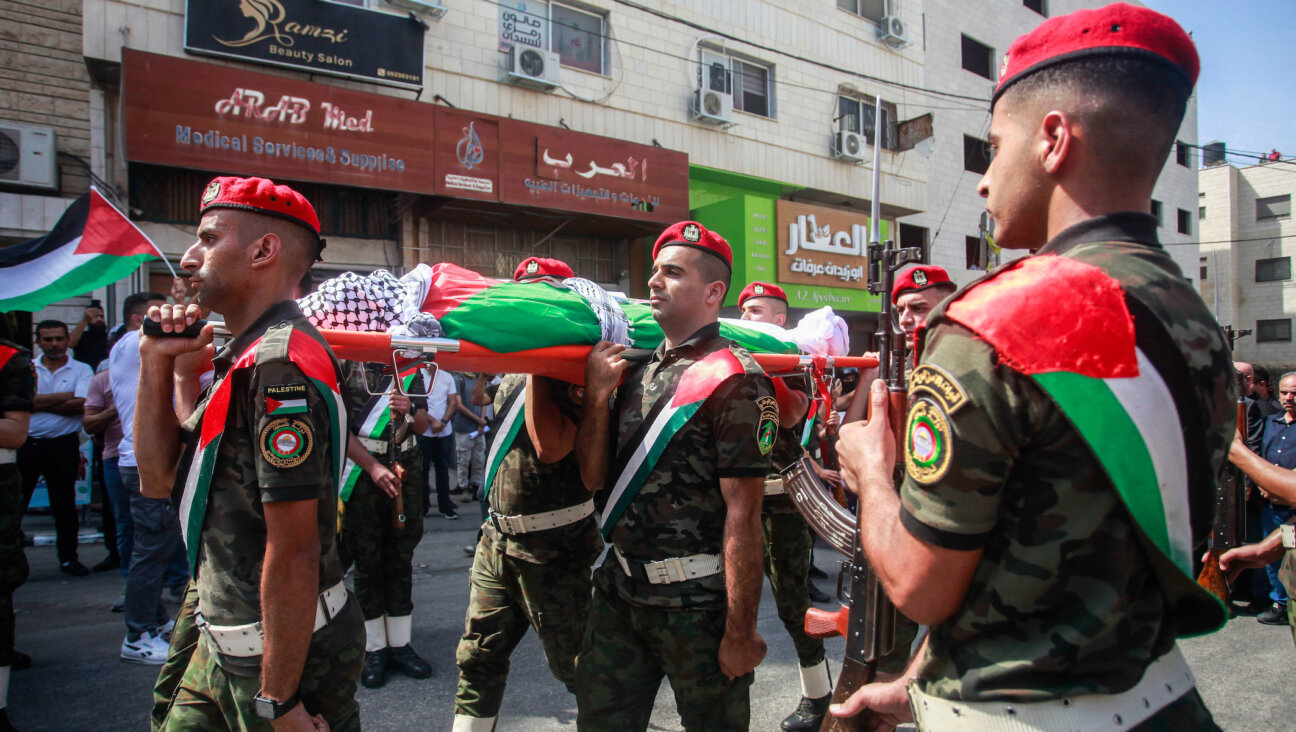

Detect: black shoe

[807,581,832,604]
[361,648,388,689]
[441,509,458,520]
[59,560,90,577]
[92,554,121,573]
[781,694,831,731]
[808,565,828,580]
[12,650,31,670]
[1257,603,1289,625]
[387,644,433,679]
[1240,597,1272,615]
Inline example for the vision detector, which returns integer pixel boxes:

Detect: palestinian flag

[0,187,163,312]
[600,348,751,538]
[945,254,1227,634]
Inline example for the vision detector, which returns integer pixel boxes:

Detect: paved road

[8,515,1292,731]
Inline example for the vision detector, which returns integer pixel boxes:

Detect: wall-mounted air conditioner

[833,130,871,163]
[0,121,57,191]
[504,46,560,90]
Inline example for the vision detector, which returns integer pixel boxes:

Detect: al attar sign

[776,199,878,288]
[184,0,425,90]
[122,49,436,194]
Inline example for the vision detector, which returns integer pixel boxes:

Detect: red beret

[893,265,955,305]
[738,281,788,309]
[514,256,574,282]
[653,221,732,271]
[199,177,324,256]
[994,3,1199,107]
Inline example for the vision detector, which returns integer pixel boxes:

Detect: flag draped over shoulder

[0,187,162,312]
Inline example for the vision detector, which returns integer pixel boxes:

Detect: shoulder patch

[756,395,779,455]
[905,398,952,485]
[909,364,969,415]
[260,417,314,468]
[264,383,309,416]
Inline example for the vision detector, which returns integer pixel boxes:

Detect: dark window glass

[1023,0,1047,16]
[1256,257,1292,282]
[1177,208,1191,235]
[1256,194,1291,221]
[1257,319,1292,342]
[961,35,994,79]
[963,135,990,175]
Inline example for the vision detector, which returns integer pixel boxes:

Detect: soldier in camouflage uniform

[452,256,602,732]
[736,281,833,731]
[339,361,432,689]
[576,222,776,731]
[0,315,34,732]
[137,177,363,730]
[832,6,1231,729]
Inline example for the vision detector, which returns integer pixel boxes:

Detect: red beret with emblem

[652,221,732,271]
[893,265,955,305]
[993,3,1199,107]
[738,281,788,309]
[514,256,574,282]
[199,176,325,258]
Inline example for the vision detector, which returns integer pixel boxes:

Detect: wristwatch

[253,689,301,720]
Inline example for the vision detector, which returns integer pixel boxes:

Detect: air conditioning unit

[504,46,560,90]
[833,130,871,163]
[385,0,447,19]
[691,87,734,125]
[877,15,910,48]
[0,122,57,191]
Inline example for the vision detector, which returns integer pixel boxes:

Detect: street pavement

[7,512,1292,731]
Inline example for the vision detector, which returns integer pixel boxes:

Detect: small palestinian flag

[0,187,163,312]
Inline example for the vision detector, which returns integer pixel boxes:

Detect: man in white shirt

[19,320,93,576]
[419,367,459,519]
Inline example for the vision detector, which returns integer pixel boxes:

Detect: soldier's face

[978,93,1051,251]
[647,247,722,326]
[182,211,252,312]
[896,288,947,333]
[740,298,786,326]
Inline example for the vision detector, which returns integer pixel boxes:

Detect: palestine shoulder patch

[756,395,779,455]
[260,417,314,469]
[909,364,969,415]
[264,383,309,416]
[905,398,952,485]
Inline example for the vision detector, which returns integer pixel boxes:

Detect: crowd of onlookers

[15,296,508,668]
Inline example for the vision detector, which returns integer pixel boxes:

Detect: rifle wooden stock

[1197,547,1229,605]
[1195,347,1248,604]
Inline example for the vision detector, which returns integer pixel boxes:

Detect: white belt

[1281,523,1295,549]
[490,499,594,534]
[0,448,14,465]
[763,477,786,496]
[908,645,1195,732]
[613,545,724,585]
[195,580,349,658]
[358,435,415,454]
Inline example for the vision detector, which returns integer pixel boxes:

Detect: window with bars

[732,58,774,117]
[838,95,898,150]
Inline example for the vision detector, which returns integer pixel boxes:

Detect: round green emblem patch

[260,417,313,469]
[905,399,951,484]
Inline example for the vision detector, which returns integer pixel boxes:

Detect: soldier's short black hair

[695,249,730,301]
[122,291,166,322]
[1006,56,1191,181]
[36,319,68,336]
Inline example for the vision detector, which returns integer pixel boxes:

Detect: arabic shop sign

[776,199,880,288]
[434,109,500,201]
[184,0,426,91]
[123,49,436,194]
[498,1,548,53]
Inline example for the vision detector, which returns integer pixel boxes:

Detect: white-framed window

[838,94,898,150]
[551,2,607,75]
[699,48,775,118]
[838,0,887,23]
[498,1,609,75]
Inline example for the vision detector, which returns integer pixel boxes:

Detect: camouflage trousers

[159,594,365,731]
[340,457,424,620]
[574,578,753,731]
[0,464,29,667]
[454,537,592,718]
[152,582,199,731]
[761,511,825,668]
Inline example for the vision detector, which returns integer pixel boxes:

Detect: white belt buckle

[1282,523,1295,550]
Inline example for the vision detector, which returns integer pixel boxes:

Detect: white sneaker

[156,619,176,642]
[120,631,168,665]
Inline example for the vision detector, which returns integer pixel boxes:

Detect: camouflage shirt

[483,374,603,565]
[341,361,426,464]
[597,322,775,609]
[901,213,1234,701]
[765,375,809,514]
[0,339,35,415]
[180,301,349,676]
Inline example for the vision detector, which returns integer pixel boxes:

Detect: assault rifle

[1196,325,1251,605]
[781,238,922,731]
